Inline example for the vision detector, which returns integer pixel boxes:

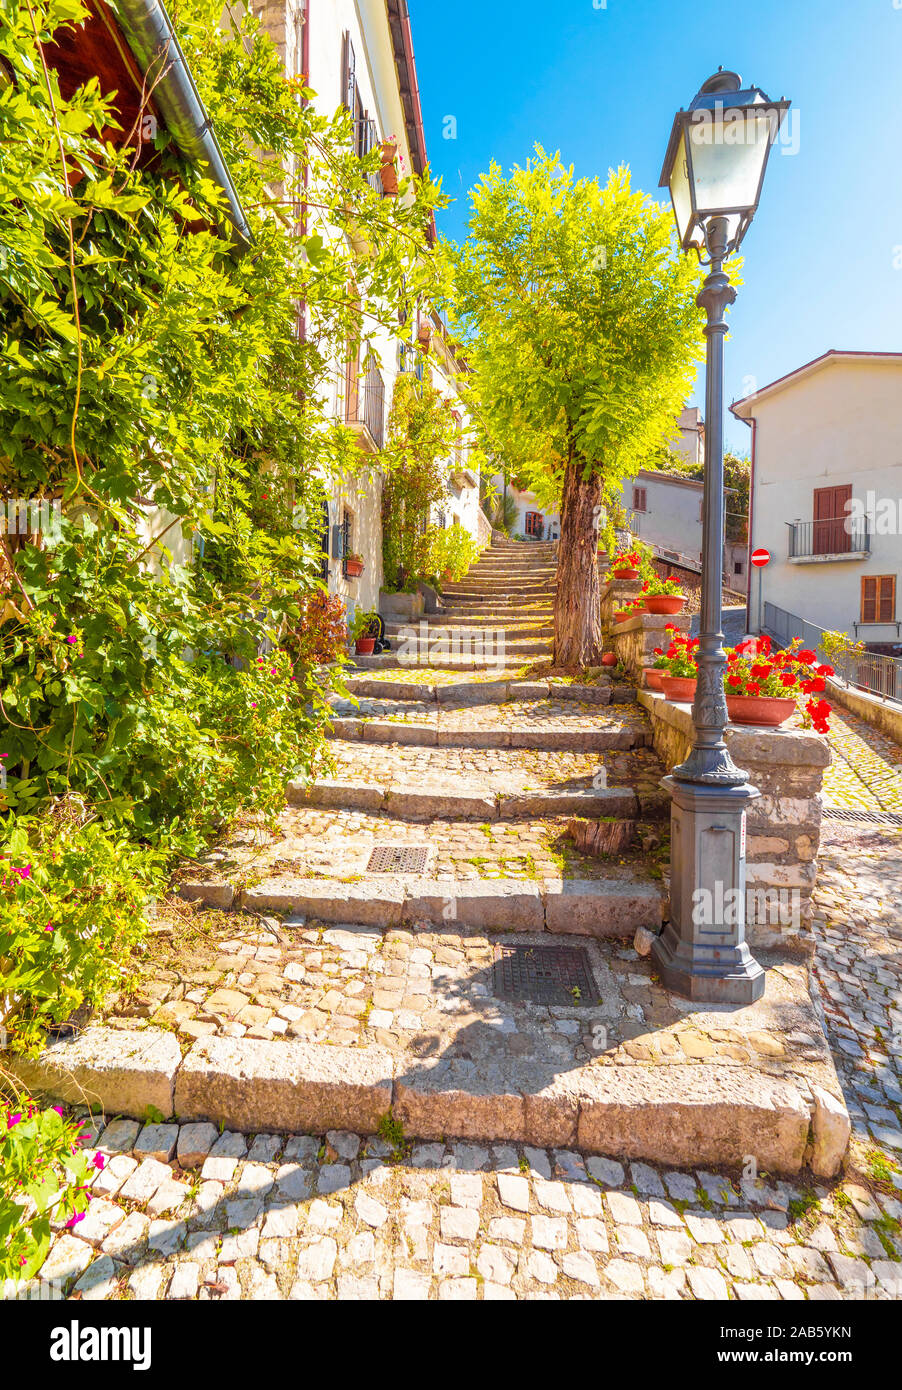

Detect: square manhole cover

[367,845,431,874]
[492,944,597,1006]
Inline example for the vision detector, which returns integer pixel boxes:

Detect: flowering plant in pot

[349,608,380,655]
[655,627,699,701]
[724,636,834,731]
[613,594,646,623]
[344,550,365,578]
[607,549,642,582]
[641,574,688,616]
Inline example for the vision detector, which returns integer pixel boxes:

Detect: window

[340,508,353,578]
[733,560,744,576]
[632,486,647,513]
[319,500,330,581]
[861,575,896,624]
[341,31,357,115]
[525,511,544,538]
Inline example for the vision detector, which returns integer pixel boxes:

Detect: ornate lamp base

[651,776,765,1005]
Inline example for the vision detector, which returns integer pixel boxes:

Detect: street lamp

[653,70,790,1005]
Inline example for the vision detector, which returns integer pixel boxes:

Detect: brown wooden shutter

[879,576,896,622]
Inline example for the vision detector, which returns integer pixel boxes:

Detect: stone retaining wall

[637,690,830,957]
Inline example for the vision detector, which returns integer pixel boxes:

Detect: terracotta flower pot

[726,695,796,727]
[354,637,376,656]
[601,653,618,668]
[612,567,640,580]
[613,611,632,624]
[644,593,687,615]
[660,675,697,702]
[643,668,664,691]
[344,558,364,578]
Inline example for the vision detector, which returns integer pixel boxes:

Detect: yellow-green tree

[447,152,704,666]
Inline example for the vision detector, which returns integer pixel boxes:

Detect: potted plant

[607,549,642,581]
[380,137,400,196]
[724,635,834,731]
[613,595,646,623]
[643,649,668,691]
[641,574,688,616]
[350,608,380,656]
[344,550,365,579]
[601,652,618,668]
[656,627,699,701]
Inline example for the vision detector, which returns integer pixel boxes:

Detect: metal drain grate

[824,808,902,827]
[366,845,431,874]
[492,944,597,1007]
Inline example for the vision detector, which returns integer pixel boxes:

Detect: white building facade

[733,351,902,655]
[256,0,479,621]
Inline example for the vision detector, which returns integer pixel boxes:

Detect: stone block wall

[608,611,692,679]
[638,690,831,957]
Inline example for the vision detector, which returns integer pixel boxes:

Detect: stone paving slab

[182,804,666,887]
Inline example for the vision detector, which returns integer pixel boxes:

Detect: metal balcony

[786,516,870,561]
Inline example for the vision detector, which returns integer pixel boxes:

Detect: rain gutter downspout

[112,0,252,246]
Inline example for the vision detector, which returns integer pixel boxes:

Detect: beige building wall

[735,353,902,645]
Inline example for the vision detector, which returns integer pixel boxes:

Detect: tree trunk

[554,461,603,668]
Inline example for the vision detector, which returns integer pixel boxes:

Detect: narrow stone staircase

[245,539,665,937]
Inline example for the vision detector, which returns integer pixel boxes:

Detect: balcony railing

[346,359,385,450]
[763,601,902,707]
[787,516,870,560]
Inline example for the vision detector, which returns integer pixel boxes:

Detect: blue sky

[408,0,902,454]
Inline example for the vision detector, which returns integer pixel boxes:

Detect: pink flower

[66,635,78,644]
[6,1113,22,1128]
[92,1153,105,1171]
[65,1211,86,1228]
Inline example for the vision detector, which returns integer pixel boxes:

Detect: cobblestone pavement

[12,1116,901,1303]
[822,708,902,812]
[192,806,665,886]
[105,911,826,1080]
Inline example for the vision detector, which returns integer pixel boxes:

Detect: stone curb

[234,876,663,935]
[4,1028,181,1117]
[286,780,638,823]
[5,1033,847,1177]
[637,689,832,768]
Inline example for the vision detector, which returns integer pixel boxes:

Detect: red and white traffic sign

[750,548,771,568]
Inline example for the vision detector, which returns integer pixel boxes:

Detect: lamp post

[653,70,790,1005]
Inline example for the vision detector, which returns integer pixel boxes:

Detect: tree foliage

[443,150,705,665]
[445,151,704,507]
[0,0,444,847]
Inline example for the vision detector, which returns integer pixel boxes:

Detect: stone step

[9,971,843,1175]
[347,652,527,672]
[327,717,642,750]
[371,638,553,660]
[342,675,619,705]
[443,583,554,595]
[384,620,555,639]
[288,777,638,822]
[392,612,554,629]
[441,602,554,615]
[237,875,663,938]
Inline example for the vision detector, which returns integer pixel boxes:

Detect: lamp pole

[651,215,764,1005]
